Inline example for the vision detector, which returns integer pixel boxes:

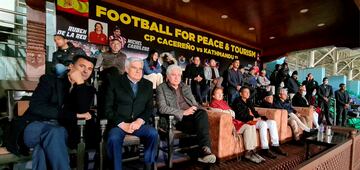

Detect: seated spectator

[292,85,320,129]
[227,59,244,104]
[50,34,86,76]
[257,70,275,95]
[209,87,261,163]
[232,86,287,160]
[96,39,127,118]
[184,56,210,105]
[21,55,95,169]
[260,91,275,108]
[286,71,300,100]
[157,65,216,164]
[178,55,189,71]
[104,58,158,170]
[209,87,235,117]
[96,38,127,77]
[204,59,223,88]
[159,52,177,78]
[143,49,163,89]
[274,88,317,141]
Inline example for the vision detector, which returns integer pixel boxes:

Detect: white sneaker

[245,151,262,164]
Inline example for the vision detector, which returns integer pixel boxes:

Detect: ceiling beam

[337,56,360,74]
[313,47,336,66]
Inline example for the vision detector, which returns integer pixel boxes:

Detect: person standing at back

[335,83,350,126]
[318,77,333,125]
[302,73,319,102]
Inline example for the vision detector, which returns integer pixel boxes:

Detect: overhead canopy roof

[105,0,359,60]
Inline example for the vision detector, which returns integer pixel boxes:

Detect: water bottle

[317,124,324,141]
[326,126,332,136]
[319,124,324,133]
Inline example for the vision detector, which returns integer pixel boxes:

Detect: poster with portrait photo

[88,19,108,45]
[108,25,127,49]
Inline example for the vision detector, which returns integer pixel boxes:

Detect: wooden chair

[155,114,198,168]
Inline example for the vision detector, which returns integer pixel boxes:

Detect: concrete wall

[328,75,347,91]
[298,67,326,84]
[347,80,360,96]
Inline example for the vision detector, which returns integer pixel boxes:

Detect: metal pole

[0,8,27,16]
[0,41,27,47]
[337,59,358,75]
[313,47,337,66]
[0,19,27,27]
[333,99,336,126]
[309,51,315,67]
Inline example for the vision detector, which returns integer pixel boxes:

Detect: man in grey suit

[156,65,216,164]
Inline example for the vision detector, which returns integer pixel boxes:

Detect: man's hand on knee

[129,118,144,131]
[118,122,134,134]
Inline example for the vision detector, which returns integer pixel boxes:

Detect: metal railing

[0,5,28,80]
[0,7,26,16]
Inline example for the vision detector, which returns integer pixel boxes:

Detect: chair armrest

[293,106,314,117]
[100,119,108,137]
[206,110,234,157]
[76,119,87,170]
[332,126,358,138]
[154,116,159,130]
[255,107,283,131]
[157,114,176,133]
[185,78,192,85]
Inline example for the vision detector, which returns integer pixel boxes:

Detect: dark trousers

[23,121,70,170]
[191,83,210,103]
[107,125,158,170]
[336,106,348,126]
[229,88,240,105]
[319,101,332,125]
[175,109,211,149]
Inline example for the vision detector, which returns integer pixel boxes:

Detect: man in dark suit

[285,71,300,99]
[22,55,95,169]
[302,73,319,102]
[318,77,333,125]
[104,57,158,170]
[184,56,210,105]
[335,83,351,126]
[292,85,320,129]
[227,59,244,104]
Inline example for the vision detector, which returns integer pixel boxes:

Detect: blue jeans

[55,63,67,77]
[23,121,70,170]
[230,90,240,104]
[107,125,158,170]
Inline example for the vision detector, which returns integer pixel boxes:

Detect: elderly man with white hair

[104,57,158,170]
[274,88,317,141]
[156,65,216,164]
